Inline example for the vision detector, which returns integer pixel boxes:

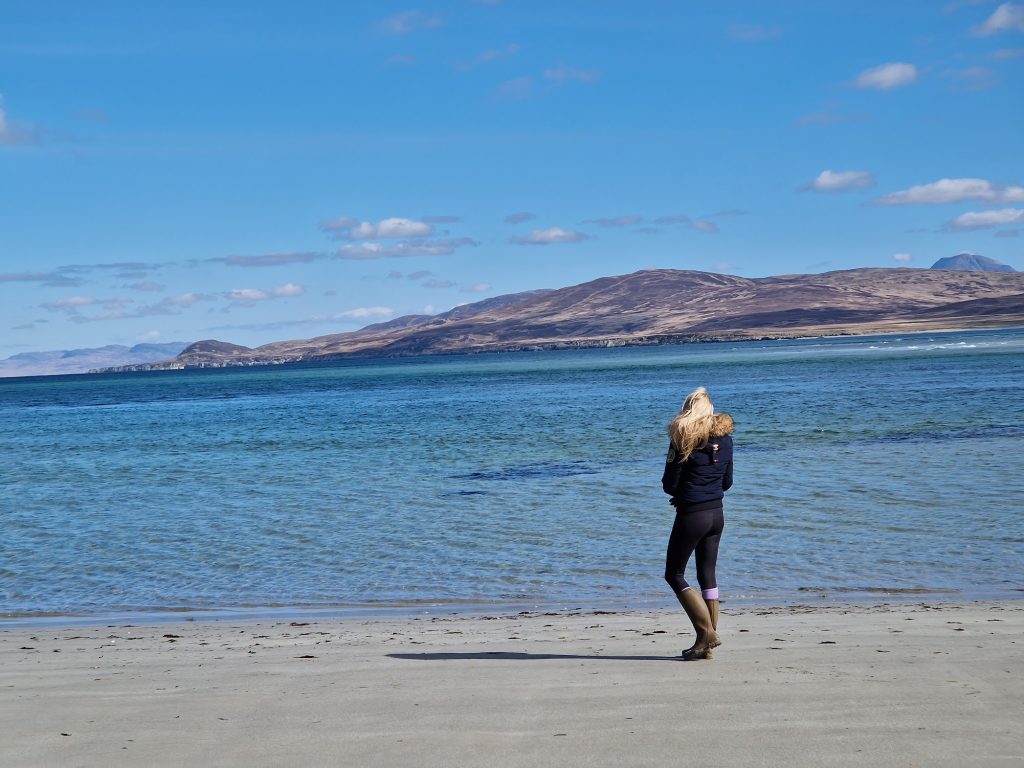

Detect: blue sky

[2,1,1023,356]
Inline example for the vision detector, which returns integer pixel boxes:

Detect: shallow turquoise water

[2,328,1022,618]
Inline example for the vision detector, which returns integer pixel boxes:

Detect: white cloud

[893,253,913,262]
[854,62,919,90]
[543,65,599,83]
[335,237,477,260]
[509,227,589,245]
[807,169,875,192]
[461,283,492,293]
[974,2,1024,34]
[947,208,1024,230]
[423,304,436,315]
[166,293,208,306]
[226,288,270,301]
[271,283,305,297]
[334,306,394,320]
[727,23,783,41]
[136,330,162,342]
[225,284,304,302]
[379,10,443,34]
[873,178,1024,205]
[322,217,434,241]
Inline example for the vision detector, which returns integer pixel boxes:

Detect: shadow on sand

[388,651,681,662]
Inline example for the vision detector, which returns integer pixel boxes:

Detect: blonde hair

[667,387,716,461]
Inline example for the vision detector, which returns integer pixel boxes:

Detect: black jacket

[661,434,733,507]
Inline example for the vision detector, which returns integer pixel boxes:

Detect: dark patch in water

[453,461,599,482]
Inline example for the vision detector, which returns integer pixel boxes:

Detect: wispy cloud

[0,271,82,287]
[422,278,456,289]
[335,306,394,320]
[727,23,783,41]
[225,283,305,302]
[53,292,216,323]
[854,62,918,90]
[209,252,325,267]
[127,280,165,292]
[946,208,1024,230]
[335,237,478,260]
[581,215,643,227]
[205,306,395,333]
[509,227,589,245]
[797,101,870,126]
[456,43,519,71]
[805,169,875,192]
[461,282,491,293]
[0,96,39,146]
[973,2,1024,34]
[893,252,913,263]
[495,76,532,101]
[543,64,600,83]
[945,65,999,90]
[653,215,720,232]
[320,216,434,240]
[873,178,1024,205]
[992,47,1024,58]
[504,212,535,224]
[379,10,443,35]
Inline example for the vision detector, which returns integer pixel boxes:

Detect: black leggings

[664,505,724,594]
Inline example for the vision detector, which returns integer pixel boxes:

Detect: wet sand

[2,601,1022,767]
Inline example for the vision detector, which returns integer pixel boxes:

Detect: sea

[2,327,1022,623]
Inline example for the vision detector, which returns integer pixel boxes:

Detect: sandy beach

[2,600,1022,767]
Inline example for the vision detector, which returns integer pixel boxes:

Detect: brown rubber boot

[677,587,718,660]
[705,598,719,630]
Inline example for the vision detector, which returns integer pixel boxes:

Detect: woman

[661,387,734,660]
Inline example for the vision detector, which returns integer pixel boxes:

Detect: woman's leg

[664,508,718,658]
[694,507,725,632]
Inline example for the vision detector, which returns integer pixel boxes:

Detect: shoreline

[5,586,1021,630]
[2,322,1019,380]
[3,599,1021,766]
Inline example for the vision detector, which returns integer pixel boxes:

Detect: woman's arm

[661,443,684,496]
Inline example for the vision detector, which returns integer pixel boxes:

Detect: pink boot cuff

[701,587,719,600]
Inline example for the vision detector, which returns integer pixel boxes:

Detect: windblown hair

[711,412,734,436]
[667,386,716,461]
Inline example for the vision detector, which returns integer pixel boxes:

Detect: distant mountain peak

[930,253,1015,273]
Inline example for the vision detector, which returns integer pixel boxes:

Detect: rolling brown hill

[104,267,1024,371]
